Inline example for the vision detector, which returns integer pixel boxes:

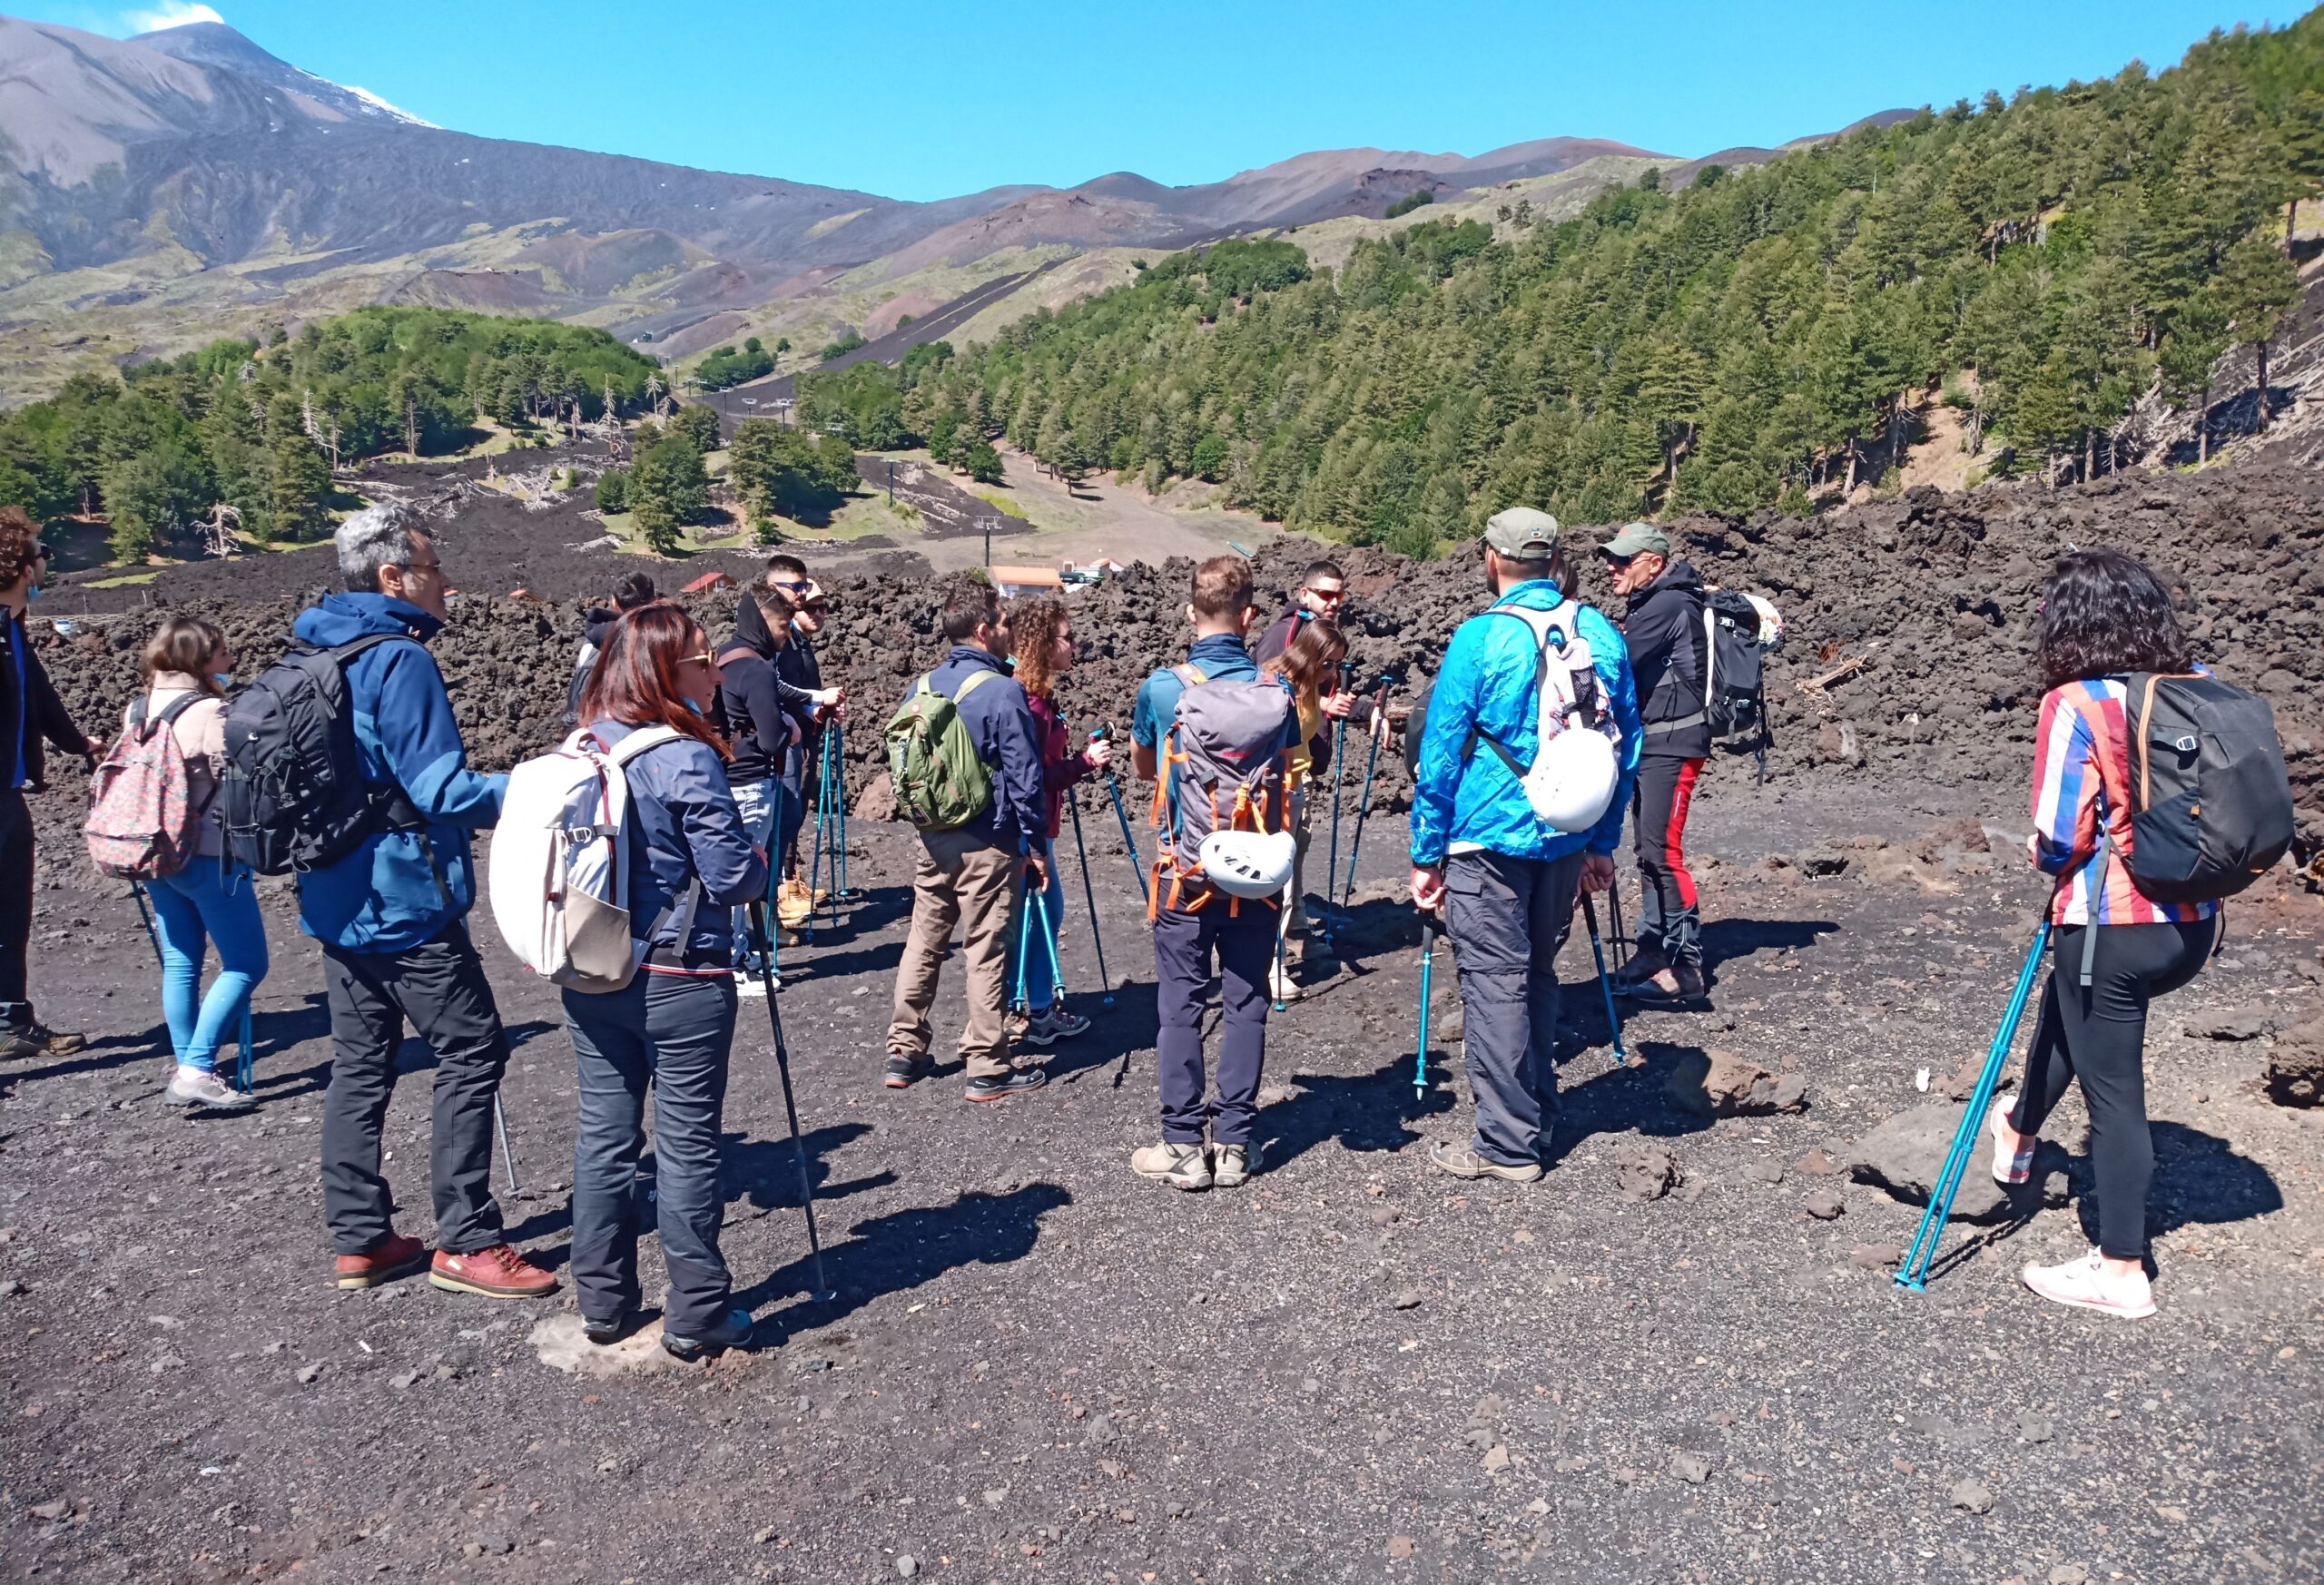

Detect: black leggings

[2008,919,2215,1261]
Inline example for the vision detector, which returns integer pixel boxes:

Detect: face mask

[443,591,461,610]
[24,582,37,603]
[212,673,231,690]
[684,696,705,716]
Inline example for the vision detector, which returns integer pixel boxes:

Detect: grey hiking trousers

[1443,849,1584,1168]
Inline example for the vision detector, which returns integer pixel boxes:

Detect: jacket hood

[583,605,623,645]
[1642,559,1705,599]
[292,592,438,650]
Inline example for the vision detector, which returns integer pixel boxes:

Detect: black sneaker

[662,1307,755,1362]
[582,1310,636,1346]
[965,1067,1049,1103]
[883,1054,929,1090]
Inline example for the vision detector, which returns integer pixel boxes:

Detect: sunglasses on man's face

[1309,586,1345,602]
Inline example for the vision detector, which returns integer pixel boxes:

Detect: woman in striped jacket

[1992,550,2218,1320]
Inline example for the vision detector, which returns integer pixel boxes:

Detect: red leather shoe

[428,1244,558,1300]
[333,1233,428,1290]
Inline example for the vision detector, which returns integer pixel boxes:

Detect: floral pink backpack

[84,694,202,881]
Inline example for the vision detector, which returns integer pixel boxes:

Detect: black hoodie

[733,588,824,749]
[1621,558,1709,758]
[565,605,625,724]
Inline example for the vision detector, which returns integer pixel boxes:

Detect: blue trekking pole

[1011,872,1039,1013]
[1897,917,2053,1292]
[1324,689,1350,941]
[1413,912,1437,1097]
[804,732,835,942]
[1579,891,1629,1069]
[830,720,858,903]
[1339,676,1392,913]
[1093,724,1147,904]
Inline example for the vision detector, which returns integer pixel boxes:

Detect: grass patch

[86,571,157,588]
[970,488,1029,523]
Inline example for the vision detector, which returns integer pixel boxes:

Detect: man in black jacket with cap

[1598,522,1709,1002]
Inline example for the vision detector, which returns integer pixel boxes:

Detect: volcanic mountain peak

[130,17,437,126]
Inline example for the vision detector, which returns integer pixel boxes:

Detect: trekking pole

[749,901,834,1302]
[832,720,857,903]
[1272,878,1294,1014]
[1338,677,1392,915]
[1607,879,1630,980]
[1897,917,2053,1293]
[1093,725,1148,904]
[1324,668,1353,939]
[1578,891,1629,1069]
[1065,796,1115,1007]
[1413,912,1437,1097]
[493,1097,522,1196]
[803,735,834,943]
[1011,871,1038,1014]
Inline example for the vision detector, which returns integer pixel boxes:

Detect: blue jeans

[1019,837,1068,1010]
[146,860,270,1073]
[730,776,800,966]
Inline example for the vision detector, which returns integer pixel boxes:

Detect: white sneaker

[734,974,773,999]
[1268,962,1298,1004]
[165,1066,255,1111]
[1988,1097,2034,1185]
[2022,1248,2155,1319]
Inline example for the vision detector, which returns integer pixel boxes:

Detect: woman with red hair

[569,604,768,1361]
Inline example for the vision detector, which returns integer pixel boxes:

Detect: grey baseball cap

[1598,521,1671,559]
[1482,507,1561,560]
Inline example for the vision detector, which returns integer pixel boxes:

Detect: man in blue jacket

[299,502,555,1300]
[1409,507,1640,1183]
[882,574,1049,1101]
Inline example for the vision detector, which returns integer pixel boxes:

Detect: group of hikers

[0,487,2289,1350]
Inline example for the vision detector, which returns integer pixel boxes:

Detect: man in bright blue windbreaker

[292,501,555,1303]
[1409,507,1640,1184]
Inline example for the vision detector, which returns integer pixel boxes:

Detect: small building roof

[990,565,1064,589]
[682,569,735,594]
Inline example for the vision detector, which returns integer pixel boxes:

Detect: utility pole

[887,460,895,505]
[983,517,992,568]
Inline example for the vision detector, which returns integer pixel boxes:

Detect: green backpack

[884,669,998,832]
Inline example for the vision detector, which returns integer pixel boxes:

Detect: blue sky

[23,0,2290,202]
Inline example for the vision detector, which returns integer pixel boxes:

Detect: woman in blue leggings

[130,617,269,1110]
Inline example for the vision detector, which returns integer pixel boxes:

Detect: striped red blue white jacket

[2030,678,2218,928]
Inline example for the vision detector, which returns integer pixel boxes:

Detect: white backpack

[488,725,701,994]
[1470,600,1621,833]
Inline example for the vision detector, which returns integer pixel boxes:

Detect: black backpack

[2109,673,2294,905]
[1703,590,1773,743]
[218,635,427,876]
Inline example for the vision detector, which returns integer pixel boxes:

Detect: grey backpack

[1149,664,1295,911]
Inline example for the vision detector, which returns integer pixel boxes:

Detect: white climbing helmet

[1197,829,1297,899]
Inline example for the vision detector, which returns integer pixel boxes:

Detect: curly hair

[0,506,43,592]
[1009,596,1068,700]
[2036,549,2193,692]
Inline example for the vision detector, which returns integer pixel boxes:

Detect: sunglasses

[681,649,716,668]
[1308,586,1345,602]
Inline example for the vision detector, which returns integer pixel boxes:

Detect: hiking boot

[1623,961,1706,1002]
[582,1310,637,1346]
[1610,947,1669,990]
[429,1245,558,1300]
[1023,1005,1090,1046]
[1211,1140,1261,1188]
[965,1067,1049,1103]
[333,1233,428,1291]
[0,1019,83,1060]
[1131,1140,1212,1191]
[1268,961,1299,1004]
[165,1066,256,1111]
[1988,1097,2034,1186]
[2022,1249,2155,1319]
[883,1053,930,1090]
[662,1307,756,1362]
[1427,1140,1543,1183]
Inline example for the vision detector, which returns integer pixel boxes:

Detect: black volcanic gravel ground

[3,457,2322,1581]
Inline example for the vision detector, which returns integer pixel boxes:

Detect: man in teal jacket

[294,501,554,1302]
[1409,507,1640,1182]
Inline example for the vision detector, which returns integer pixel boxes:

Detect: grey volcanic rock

[1846,1103,2070,1222]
